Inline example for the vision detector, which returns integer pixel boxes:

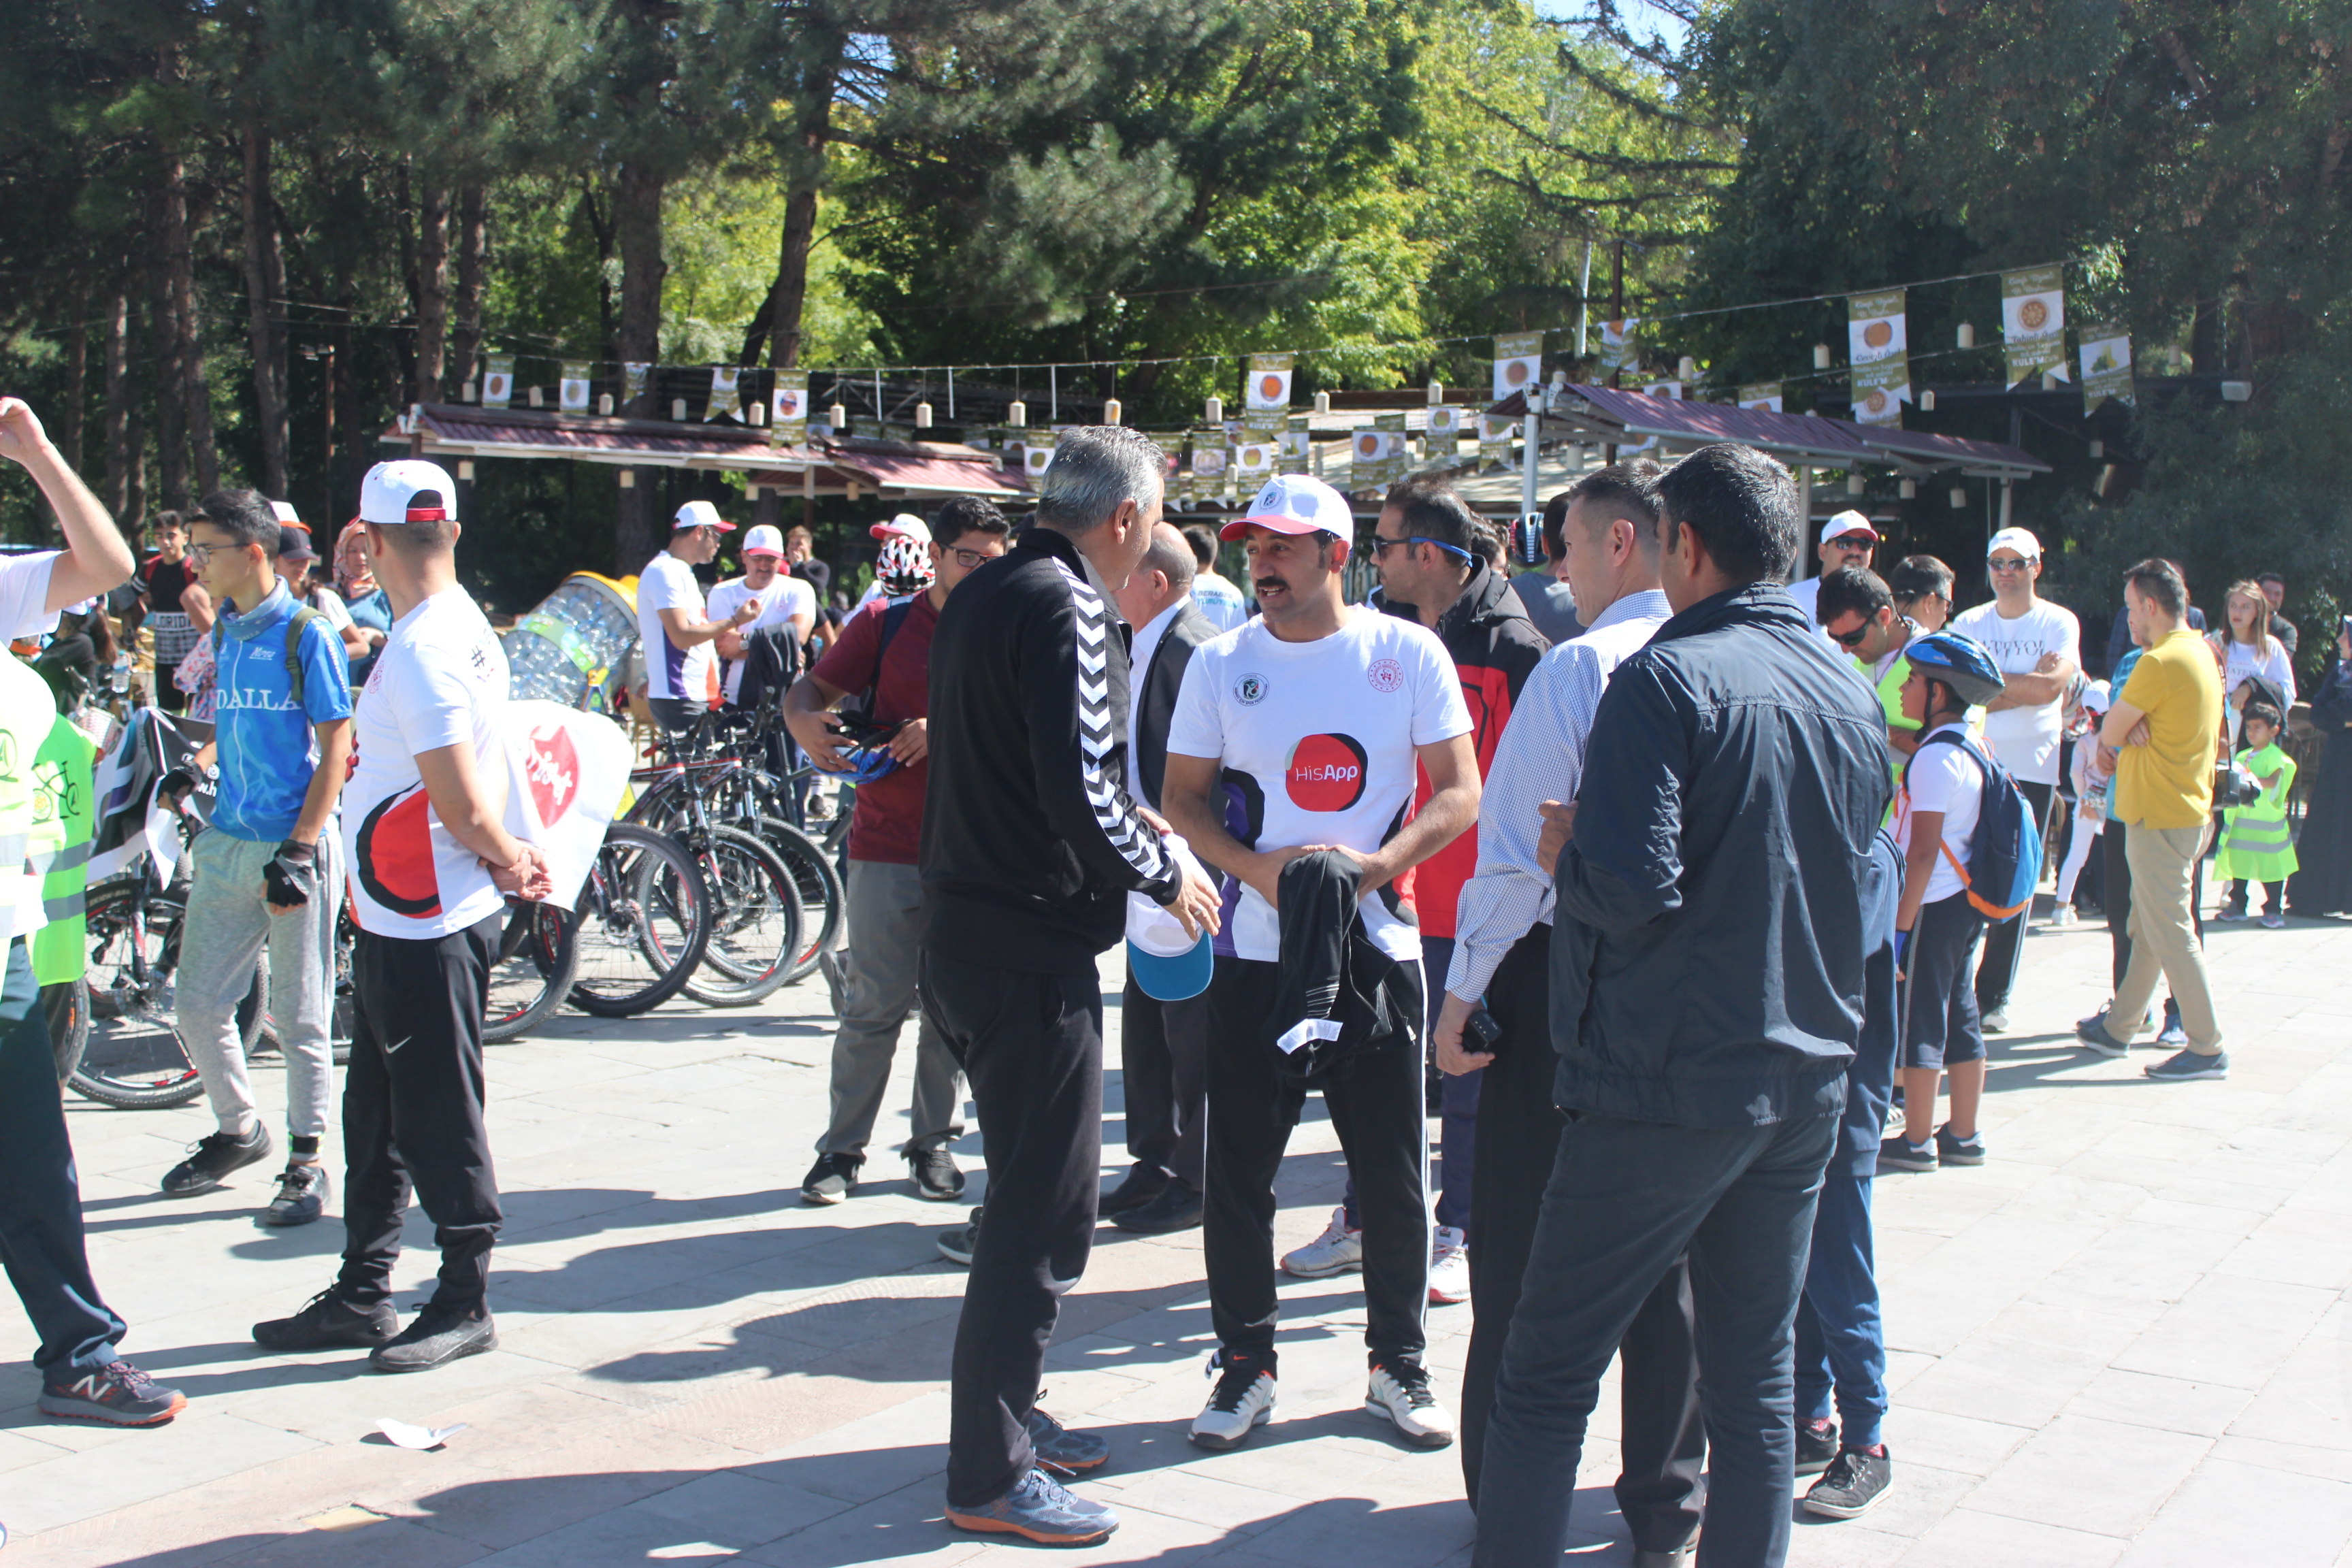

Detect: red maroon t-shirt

[811,592,936,865]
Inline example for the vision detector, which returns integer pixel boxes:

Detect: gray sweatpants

[817,859,965,1158]
[177,828,344,1141]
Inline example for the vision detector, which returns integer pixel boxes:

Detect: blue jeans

[1795,1166,1886,1448]
[1344,935,1479,1234]
[1473,1111,1836,1568]
[0,938,127,1375]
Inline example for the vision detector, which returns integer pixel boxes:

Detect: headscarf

[334,518,378,600]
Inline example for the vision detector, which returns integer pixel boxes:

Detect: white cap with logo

[870,513,930,544]
[674,500,735,533]
[1818,510,1879,545]
[1221,474,1354,542]
[741,524,785,557]
[359,459,460,525]
[1987,526,2042,560]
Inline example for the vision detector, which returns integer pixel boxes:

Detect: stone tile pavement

[11,909,2352,1566]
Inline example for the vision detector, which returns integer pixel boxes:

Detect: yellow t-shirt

[2115,627,2223,828]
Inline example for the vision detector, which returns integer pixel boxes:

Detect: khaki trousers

[2111,821,2224,1054]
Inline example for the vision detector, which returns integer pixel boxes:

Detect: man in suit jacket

[1102,523,1222,1235]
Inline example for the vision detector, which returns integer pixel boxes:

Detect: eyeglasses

[946,546,995,570]
[1988,556,2034,574]
[1829,622,1872,648]
[184,543,215,566]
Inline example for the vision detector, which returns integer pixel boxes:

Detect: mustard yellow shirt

[2115,627,2223,828]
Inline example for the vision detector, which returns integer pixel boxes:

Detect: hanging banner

[2079,326,2134,412]
[559,362,593,413]
[622,361,651,408]
[1422,406,1463,460]
[1278,420,1313,476]
[1024,444,1054,480]
[1190,437,1228,503]
[1233,442,1277,483]
[1846,290,1910,427]
[1478,413,1515,469]
[769,371,808,446]
[706,367,742,423]
[1492,332,1544,402]
[1375,411,1409,487]
[2002,265,2068,387]
[1598,319,1640,379]
[1737,382,1784,413]
[481,354,514,408]
[1641,380,1684,400]
[1246,353,1294,414]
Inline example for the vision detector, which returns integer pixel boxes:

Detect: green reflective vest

[29,712,94,984]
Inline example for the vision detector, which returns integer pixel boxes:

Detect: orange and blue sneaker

[1026,1407,1110,1475]
[945,1469,1117,1546]
[38,1361,186,1426]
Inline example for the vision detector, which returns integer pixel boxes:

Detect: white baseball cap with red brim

[359,459,460,525]
[674,500,734,532]
[871,513,930,544]
[1220,474,1354,542]
[1818,510,1879,545]
[741,524,785,557]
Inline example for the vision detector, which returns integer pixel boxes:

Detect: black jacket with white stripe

[919,524,1183,975]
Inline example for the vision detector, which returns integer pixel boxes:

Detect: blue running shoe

[945,1468,1117,1546]
[1027,1407,1110,1475]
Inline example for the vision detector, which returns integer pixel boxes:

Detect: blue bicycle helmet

[1904,630,2006,706]
[838,741,900,784]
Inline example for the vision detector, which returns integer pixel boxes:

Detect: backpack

[209,604,327,713]
[1904,729,2044,921]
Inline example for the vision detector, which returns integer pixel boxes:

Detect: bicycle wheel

[681,827,802,1007]
[70,881,264,1110]
[485,900,581,1042]
[566,823,710,1017]
[44,979,88,1084]
[756,816,844,979]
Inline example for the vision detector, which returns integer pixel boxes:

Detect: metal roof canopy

[1495,385,2051,482]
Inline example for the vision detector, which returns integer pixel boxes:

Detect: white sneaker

[1366,1362,1454,1449]
[1280,1207,1364,1278]
[1428,1226,1469,1305]
[1190,1354,1276,1450]
[2048,904,2079,928]
[1980,1007,2010,1033]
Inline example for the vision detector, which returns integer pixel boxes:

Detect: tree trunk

[242,126,291,497]
[102,286,135,525]
[766,38,844,376]
[414,178,451,407]
[330,289,360,517]
[451,184,489,398]
[147,216,186,512]
[614,161,666,567]
[161,137,218,497]
[63,278,87,479]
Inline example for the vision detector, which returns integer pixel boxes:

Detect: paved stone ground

[10,906,2352,1567]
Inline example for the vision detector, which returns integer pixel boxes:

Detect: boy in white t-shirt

[1882,632,2010,1174]
[1160,474,1480,1456]
[636,500,757,734]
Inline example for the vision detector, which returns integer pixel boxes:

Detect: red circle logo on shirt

[1368,657,1405,693]
[1287,733,1368,812]
[355,784,442,918]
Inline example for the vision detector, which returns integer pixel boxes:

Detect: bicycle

[558,820,715,1016]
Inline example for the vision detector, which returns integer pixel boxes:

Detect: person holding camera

[783,497,1010,1207]
[1433,463,1690,1548]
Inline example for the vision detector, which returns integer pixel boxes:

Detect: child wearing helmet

[1883,632,2008,1173]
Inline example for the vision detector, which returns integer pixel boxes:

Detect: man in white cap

[1160,472,1480,1455]
[1785,511,1879,642]
[708,523,817,708]
[251,458,553,1375]
[638,499,758,737]
[1952,526,2080,1031]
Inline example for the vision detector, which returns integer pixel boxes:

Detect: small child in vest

[1884,638,1999,1173]
[2215,702,2298,928]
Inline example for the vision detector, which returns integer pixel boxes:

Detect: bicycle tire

[681,826,801,1007]
[485,900,582,1043]
[69,881,265,1110]
[566,823,711,1017]
[755,816,844,979]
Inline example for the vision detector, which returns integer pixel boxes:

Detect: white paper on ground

[376,1418,468,1450]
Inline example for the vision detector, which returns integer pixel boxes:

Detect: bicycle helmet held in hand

[1904,630,2007,706]
[875,536,934,595]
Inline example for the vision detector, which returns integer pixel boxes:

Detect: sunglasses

[1373,535,1475,562]
[1830,622,1872,648]
[1988,556,2035,573]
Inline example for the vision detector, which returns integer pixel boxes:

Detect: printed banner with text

[2079,327,2134,412]
[1846,290,1909,427]
[2002,266,2068,387]
[1493,332,1544,402]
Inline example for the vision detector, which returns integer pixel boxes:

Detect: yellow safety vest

[29,712,93,984]
[0,651,56,947]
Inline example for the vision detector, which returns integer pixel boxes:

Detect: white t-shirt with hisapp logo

[1166,608,1471,964]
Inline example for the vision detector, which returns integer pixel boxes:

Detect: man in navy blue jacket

[1472,444,1892,1568]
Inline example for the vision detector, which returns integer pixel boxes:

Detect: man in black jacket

[1473,444,1891,1568]
[920,427,1220,1547]
[1100,523,1222,1235]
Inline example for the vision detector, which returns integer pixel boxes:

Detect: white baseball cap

[1819,510,1879,545]
[1221,474,1353,542]
[870,513,930,544]
[741,523,785,557]
[674,500,735,533]
[270,500,301,527]
[1987,526,2042,560]
[359,459,460,525]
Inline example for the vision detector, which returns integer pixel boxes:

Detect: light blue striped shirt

[1445,588,1671,1002]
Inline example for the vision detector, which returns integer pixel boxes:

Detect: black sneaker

[2074,1009,2132,1058]
[1876,1135,1936,1173]
[2146,1048,2230,1081]
[909,1145,966,1202]
[800,1152,862,1206]
[1803,1445,1892,1518]
[262,1162,329,1226]
[370,1303,497,1373]
[253,1285,399,1351]
[938,1207,982,1267]
[1935,1125,1986,1166]
[1098,1162,1170,1217]
[161,1125,274,1196]
[1113,1179,1203,1235]
[1796,1416,1839,1475]
[37,1361,186,1426]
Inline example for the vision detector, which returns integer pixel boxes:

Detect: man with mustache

[1160,473,1480,1455]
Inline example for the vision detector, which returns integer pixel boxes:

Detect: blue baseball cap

[1125,840,1213,1000]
